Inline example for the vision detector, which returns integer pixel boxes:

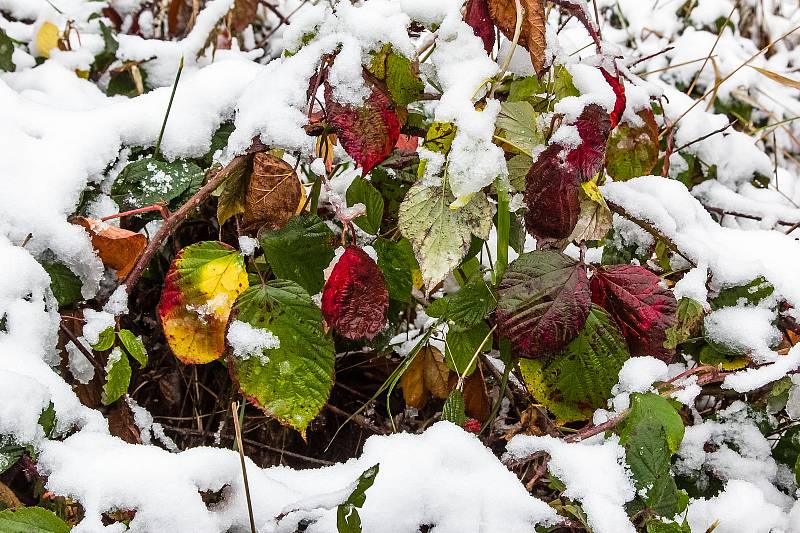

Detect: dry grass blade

[749,65,800,90]
[231,401,257,533]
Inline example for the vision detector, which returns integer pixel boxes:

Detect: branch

[123,155,247,293]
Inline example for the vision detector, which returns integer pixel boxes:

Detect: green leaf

[496,101,543,156]
[215,153,250,226]
[229,281,335,436]
[711,276,774,310]
[41,261,82,308]
[369,46,423,108]
[373,238,415,303]
[507,153,532,193]
[625,418,681,517]
[774,425,800,468]
[398,184,493,291]
[92,21,118,74]
[111,155,204,211]
[118,329,147,368]
[508,75,544,103]
[519,305,629,422]
[259,214,335,295]
[337,464,380,533]
[0,28,15,72]
[441,390,466,426]
[102,347,131,405]
[0,508,71,533]
[204,122,235,167]
[444,322,492,376]
[346,177,384,235]
[620,392,684,455]
[91,326,115,352]
[422,122,457,154]
[664,298,705,350]
[107,66,149,97]
[427,276,496,331]
[0,437,25,475]
[605,111,659,182]
[552,65,579,101]
[38,402,57,438]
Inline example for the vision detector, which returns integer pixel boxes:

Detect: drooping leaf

[445,321,492,376]
[112,156,204,211]
[600,67,627,128]
[337,464,380,533]
[496,101,544,156]
[158,241,249,364]
[322,246,389,340]
[228,281,334,436]
[0,507,71,533]
[73,216,147,279]
[400,346,453,408]
[346,177,384,235]
[488,0,547,74]
[259,214,335,295]
[325,75,400,174]
[426,275,496,331]
[441,390,467,426]
[242,152,303,233]
[711,276,774,310]
[620,392,685,455]
[369,46,424,108]
[102,347,131,405]
[664,298,705,350]
[568,178,612,242]
[38,402,57,438]
[35,22,59,59]
[92,21,118,75]
[605,109,659,182]
[0,28,16,72]
[591,265,678,361]
[524,145,581,241]
[373,238,415,303]
[507,153,533,192]
[496,250,591,358]
[519,305,630,422]
[216,153,251,226]
[91,326,115,351]
[464,0,495,53]
[566,104,612,180]
[118,329,148,368]
[41,261,82,308]
[398,184,494,291]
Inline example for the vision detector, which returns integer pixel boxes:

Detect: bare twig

[685,3,738,95]
[231,402,257,533]
[59,322,105,376]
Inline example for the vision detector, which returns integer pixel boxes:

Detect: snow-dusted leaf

[496,101,544,156]
[489,0,547,74]
[605,109,659,182]
[346,177,384,235]
[118,329,147,368]
[0,507,71,533]
[337,464,380,533]
[242,152,303,233]
[322,246,389,340]
[158,241,249,364]
[568,179,612,242]
[566,104,612,180]
[0,29,15,72]
[496,250,591,357]
[524,145,581,240]
[519,305,629,422]
[228,280,334,437]
[423,121,457,154]
[102,348,131,405]
[325,76,400,174]
[398,184,494,291]
[591,265,678,361]
[369,45,424,108]
[464,0,495,53]
[111,156,204,211]
[73,216,147,280]
[41,261,82,308]
[259,214,335,295]
[664,298,705,350]
[711,276,774,310]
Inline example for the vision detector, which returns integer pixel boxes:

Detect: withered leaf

[73,217,147,280]
[230,0,259,34]
[489,0,547,74]
[400,346,453,409]
[242,153,303,233]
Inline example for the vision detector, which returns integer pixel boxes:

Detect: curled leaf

[600,67,626,129]
[524,145,580,241]
[322,246,389,340]
[465,0,495,54]
[73,217,147,279]
[496,250,591,358]
[566,104,612,180]
[158,242,249,364]
[400,346,453,409]
[590,265,678,361]
[489,0,547,74]
[242,152,303,233]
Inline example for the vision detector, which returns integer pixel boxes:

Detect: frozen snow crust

[2,0,800,531]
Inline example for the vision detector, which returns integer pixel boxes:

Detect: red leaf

[600,68,626,128]
[465,0,496,54]
[496,250,591,358]
[524,145,581,241]
[590,265,678,361]
[325,76,400,175]
[566,104,612,179]
[322,246,389,340]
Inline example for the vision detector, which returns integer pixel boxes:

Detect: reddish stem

[101,203,170,222]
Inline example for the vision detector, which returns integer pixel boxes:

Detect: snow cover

[227,320,281,363]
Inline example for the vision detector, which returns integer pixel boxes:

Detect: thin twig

[59,322,105,376]
[685,3,737,95]
[673,123,732,152]
[154,56,184,160]
[231,402,257,533]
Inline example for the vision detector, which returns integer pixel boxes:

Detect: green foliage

[337,464,380,533]
[0,507,71,533]
[91,326,116,351]
[426,275,496,331]
[444,322,492,376]
[620,393,685,455]
[519,306,629,422]
[506,153,533,192]
[346,177,384,234]
[229,281,335,436]
[496,101,543,156]
[93,21,118,75]
[711,276,774,310]
[118,329,148,368]
[664,297,705,350]
[111,156,204,211]
[373,238,415,303]
[38,402,57,438]
[0,28,15,72]
[441,390,466,426]
[259,214,335,295]
[41,261,82,308]
[102,348,131,405]
[0,437,25,475]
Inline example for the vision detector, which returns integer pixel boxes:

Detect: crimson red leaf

[465,0,495,54]
[600,67,626,128]
[325,76,400,175]
[566,104,612,180]
[524,145,581,241]
[590,265,678,361]
[322,246,389,340]
[496,250,591,358]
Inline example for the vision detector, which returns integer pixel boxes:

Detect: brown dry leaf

[230,0,259,34]
[463,371,491,421]
[107,401,142,444]
[315,133,337,174]
[400,350,427,409]
[400,346,454,408]
[242,152,303,233]
[73,217,147,279]
[488,0,547,74]
[749,65,800,90]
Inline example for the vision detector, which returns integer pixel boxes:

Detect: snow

[685,479,790,533]
[226,320,281,364]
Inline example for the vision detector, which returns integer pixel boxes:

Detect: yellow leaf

[749,65,800,91]
[36,22,60,59]
[580,179,605,205]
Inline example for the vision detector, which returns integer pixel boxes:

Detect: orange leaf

[489,0,547,75]
[73,217,146,280]
[242,153,303,233]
